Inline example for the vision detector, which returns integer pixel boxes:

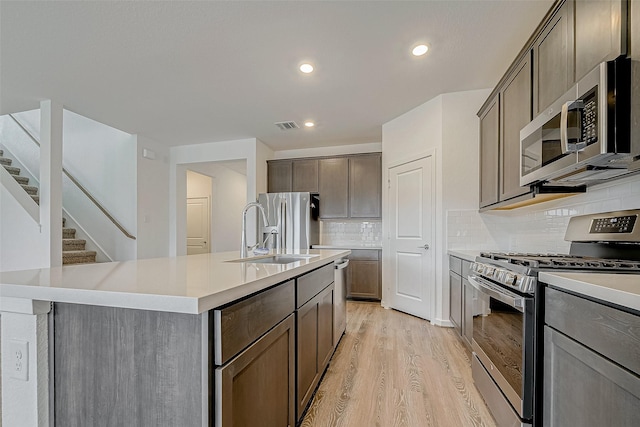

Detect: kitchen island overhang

[0,248,350,427]
[0,249,349,314]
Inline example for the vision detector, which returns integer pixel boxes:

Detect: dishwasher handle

[335,259,350,270]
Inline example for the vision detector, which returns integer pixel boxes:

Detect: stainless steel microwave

[520,58,637,187]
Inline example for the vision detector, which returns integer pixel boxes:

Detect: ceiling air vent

[274,121,300,130]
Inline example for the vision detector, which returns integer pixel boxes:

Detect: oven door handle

[468,275,525,313]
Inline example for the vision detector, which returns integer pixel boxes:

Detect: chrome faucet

[240,201,270,258]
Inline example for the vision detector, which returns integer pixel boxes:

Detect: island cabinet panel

[215,314,295,427]
[53,303,204,426]
[296,283,334,421]
[296,262,334,308]
[214,279,295,365]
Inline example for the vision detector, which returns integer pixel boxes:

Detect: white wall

[11,109,137,235]
[2,109,139,262]
[273,142,382,159]
[170,138,274,256]
[382,88,491,325]
[0,185,47,272]
[187,164,247,252]
[136,136,170,259]
[448,173,640,253]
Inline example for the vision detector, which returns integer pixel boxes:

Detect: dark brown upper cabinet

[574,0,627,81]
[318,157,350,218]
[267,160,292,193]
[478,0,630,210]
[292,159,319,193]
[500,53,532,202]
[533,0,574,116]
[349,154,382,219]
[479,95,500,209]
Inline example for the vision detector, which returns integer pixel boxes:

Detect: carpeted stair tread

[21,184,38,195]
[62,250,97,265]
[0,157,12,166]
[63,228,76,239]
[13,175,29,185]
[31,195,40,204]
[63,238,87,251]
[4,165,20,175]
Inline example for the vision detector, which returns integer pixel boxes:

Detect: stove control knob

[503,272,516,286]
[485,266,495,277]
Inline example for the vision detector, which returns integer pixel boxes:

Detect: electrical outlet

[9,339,29,381]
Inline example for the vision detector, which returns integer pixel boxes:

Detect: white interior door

[387,156,435,320]
[187,197,210,255]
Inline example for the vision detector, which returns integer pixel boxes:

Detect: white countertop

[0,249,350,315]
[539,271,640,312]
[447,249,481,262]
[313,244,382,250]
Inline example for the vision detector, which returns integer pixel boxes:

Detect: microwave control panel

[581,90,598,145]
[590,215,637,234]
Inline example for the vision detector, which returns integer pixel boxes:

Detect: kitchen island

[0,249,349,427]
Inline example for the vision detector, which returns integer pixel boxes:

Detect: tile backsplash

[447,175,640,254]
[320,220,382,246]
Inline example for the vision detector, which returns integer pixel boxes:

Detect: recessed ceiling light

[412,44,429,56]
[304,121,315,128]
[299,63,314,73]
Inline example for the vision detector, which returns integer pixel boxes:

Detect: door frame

[381,149,437,322]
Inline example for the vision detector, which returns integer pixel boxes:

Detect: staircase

[62,224,97,265]
[1,149,97,265]
[0,149,39,204]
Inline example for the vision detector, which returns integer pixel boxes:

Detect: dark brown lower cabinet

[297,284,334,420]
[347,249,381,300]
[449,270,462,333]
[215,314,295,427]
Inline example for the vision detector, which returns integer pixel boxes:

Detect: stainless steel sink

[226,254,319,264]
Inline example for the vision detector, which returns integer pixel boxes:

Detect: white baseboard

[431,318,454,328]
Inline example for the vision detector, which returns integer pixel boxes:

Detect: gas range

[472,252,640,295]
[469,209,640,427]
[471,209,640,295]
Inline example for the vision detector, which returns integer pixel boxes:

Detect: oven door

[469,275,535,422]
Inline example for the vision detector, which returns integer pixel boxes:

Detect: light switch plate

[9,339,29,381]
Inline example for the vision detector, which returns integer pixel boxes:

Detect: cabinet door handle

[418,244,430,250]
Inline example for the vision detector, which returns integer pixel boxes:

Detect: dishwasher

[333,258,349,347]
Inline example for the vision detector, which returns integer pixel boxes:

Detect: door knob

[418,244,430,250]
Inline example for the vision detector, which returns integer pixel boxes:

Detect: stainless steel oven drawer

[472,354,531,427]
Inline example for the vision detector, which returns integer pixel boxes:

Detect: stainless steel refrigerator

[257,192,319,251]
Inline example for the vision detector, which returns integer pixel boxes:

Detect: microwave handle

[560,100,586,153]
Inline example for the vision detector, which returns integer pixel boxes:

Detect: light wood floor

[301,301,497,427]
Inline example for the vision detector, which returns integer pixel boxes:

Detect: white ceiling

[0,1,553,151]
